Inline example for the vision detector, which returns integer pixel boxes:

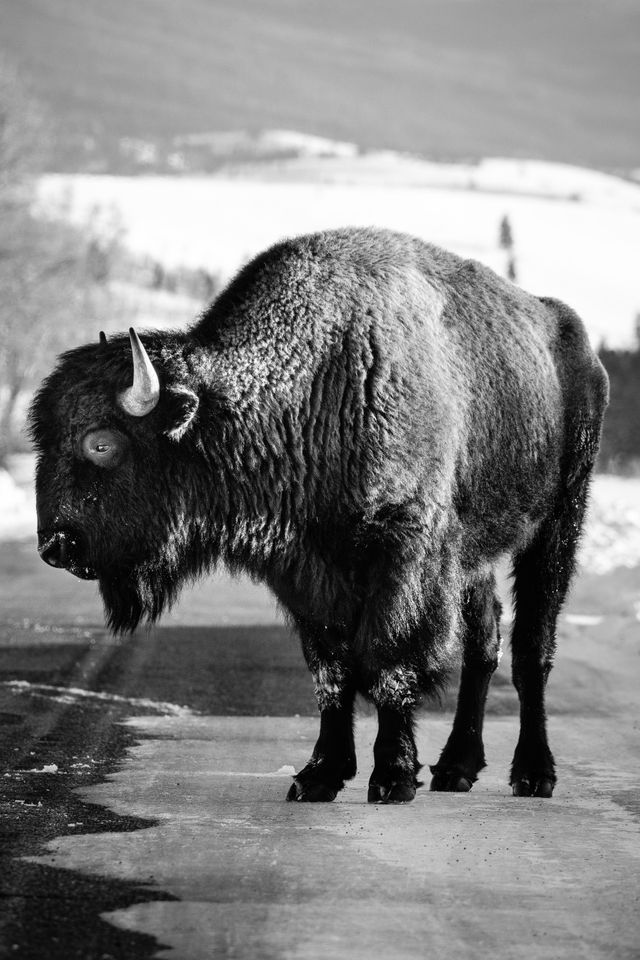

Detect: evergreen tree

[499,215,513,250]
[597,343,640,471]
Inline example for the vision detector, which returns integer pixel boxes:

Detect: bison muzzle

[30,228,608,803]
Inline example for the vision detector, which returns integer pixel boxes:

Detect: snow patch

[195,768,298,778]
[0,469,35,540]
[564,614,604,627]
[579,477,640,575]
[255,130,358,159]
[3,680,197,717]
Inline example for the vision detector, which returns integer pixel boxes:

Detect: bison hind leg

[430,573,501,792]
[510,404,604,799]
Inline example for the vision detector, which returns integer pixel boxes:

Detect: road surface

[1,538,639,959]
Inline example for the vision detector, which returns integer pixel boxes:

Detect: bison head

[29,328,205,633]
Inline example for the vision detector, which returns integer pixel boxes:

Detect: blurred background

[0,0,639,544]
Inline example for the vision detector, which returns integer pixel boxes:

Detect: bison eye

[81,429,126,468]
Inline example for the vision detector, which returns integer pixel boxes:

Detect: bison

[30,227,608,803]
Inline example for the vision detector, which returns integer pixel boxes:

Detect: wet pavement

[1,539,639,959]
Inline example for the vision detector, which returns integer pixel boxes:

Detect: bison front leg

[288,649,357,802]
[366,667,422,804]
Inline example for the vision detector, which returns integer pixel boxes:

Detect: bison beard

[98,563,178,634]
[98,522,213,633]
[30,227,609,803]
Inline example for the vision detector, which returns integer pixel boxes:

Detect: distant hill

[3,0,639,173]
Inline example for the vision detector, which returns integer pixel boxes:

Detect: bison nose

[39,531,73,568]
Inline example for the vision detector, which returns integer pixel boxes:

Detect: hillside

[3,0,640,172]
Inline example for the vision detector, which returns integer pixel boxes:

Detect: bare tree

[0,59,49,203]
[0,57,124,464]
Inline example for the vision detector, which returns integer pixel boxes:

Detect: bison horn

[118,327,160,417]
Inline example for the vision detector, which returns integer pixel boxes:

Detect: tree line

[597,337,640,473]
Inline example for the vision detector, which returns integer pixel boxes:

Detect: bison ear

[161,386,199,440]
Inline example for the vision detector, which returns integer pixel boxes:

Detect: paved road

[1,539,639,959]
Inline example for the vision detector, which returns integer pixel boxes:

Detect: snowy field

[37,148,640,349]
[3,460,639,577]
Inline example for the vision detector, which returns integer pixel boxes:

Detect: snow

[4,680,197,717]
[564,614,604,627]
[251,130,358,159]
[0,469,35,540]
[36,150,640,348]
[580,476,640,576]
[173,128,359,160]
[109,281,202,332]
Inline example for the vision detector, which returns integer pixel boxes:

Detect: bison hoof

[429,771,473,793]
[286,779,338,802]
[511,777,555,798]
[367,781,417,804]
[285,756,354,802]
